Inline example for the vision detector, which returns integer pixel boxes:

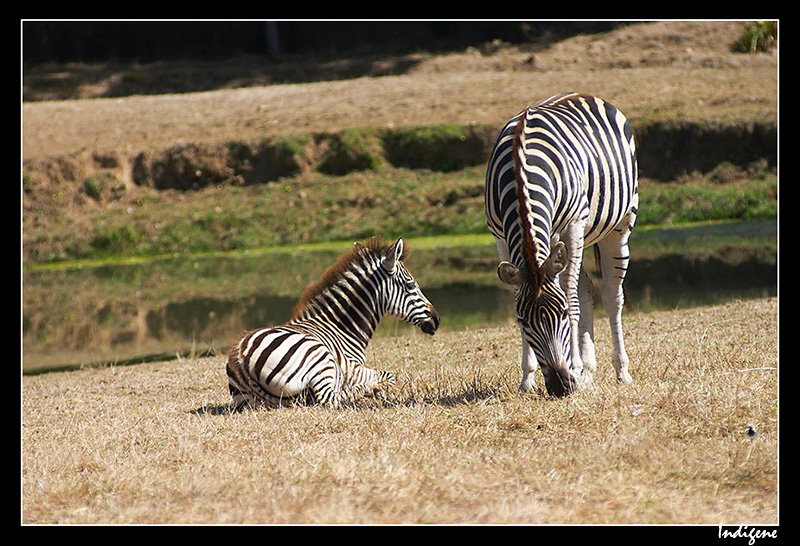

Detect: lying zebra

[226,237,440,410]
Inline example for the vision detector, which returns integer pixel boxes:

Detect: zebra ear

[497,261,522,286]
[383,238,404,272]
[543,241,568,277]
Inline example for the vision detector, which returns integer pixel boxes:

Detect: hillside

[22,21,777,159]
[21,21,778,264]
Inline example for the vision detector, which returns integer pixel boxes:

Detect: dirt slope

[22,21,777,162]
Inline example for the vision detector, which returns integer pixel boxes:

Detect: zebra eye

[405,281,417,291]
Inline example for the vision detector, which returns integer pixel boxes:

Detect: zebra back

[505,92,638,276]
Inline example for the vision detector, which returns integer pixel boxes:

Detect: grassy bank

[23,160,777,266]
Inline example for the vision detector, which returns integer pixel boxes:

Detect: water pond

[22,221,776,373]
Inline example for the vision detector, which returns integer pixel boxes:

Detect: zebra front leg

[578,265,597,380]
[371,369,396,399]
[342,363,396,401]
[597,230,633,384]
[558,225,587,387]
[494,235,542,395]
[518,327,540,394]
[353,368,397,400]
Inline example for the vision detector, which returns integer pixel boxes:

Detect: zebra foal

[485,92,638,396]
[226,237,440,410]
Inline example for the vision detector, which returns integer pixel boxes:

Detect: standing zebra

[226,237,440,410]
[485,92,638,396]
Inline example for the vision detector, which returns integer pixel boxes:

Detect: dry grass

[22,297,777,524]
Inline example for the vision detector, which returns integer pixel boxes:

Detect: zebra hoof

[371,389,389,401]
[617,370,633,384]
[519,378,537,394]
[578,373,595,391]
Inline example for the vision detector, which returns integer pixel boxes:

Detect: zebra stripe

[226,237,440,410]
[485,92,638,396]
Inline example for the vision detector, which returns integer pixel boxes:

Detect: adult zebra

[485,92,638,397]
[226,237,440,410]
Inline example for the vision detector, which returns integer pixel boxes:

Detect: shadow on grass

[189,381,520,416]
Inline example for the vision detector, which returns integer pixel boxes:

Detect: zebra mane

[512,111,545,295]
[290,236,410,320]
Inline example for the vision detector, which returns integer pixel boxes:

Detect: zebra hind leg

[227,381,283,411]
[228,383,254,412]
[226,353,255,412]
[226,354,287,411]
[596,228,634,384]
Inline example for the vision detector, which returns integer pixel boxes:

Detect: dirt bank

[23,21,776,162]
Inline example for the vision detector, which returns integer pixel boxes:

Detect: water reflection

[22,222,777,373]
[22,244,515,372]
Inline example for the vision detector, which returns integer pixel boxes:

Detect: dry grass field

[22,298,777,524]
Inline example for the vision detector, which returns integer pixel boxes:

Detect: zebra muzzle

[542,363,582,398]
[420,307,440,335]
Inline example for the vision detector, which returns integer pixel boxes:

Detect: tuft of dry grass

[22,298,777,524]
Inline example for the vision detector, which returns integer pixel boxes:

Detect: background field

[22,21,777,159]
[22,20,777,264]
[22,21,778,525]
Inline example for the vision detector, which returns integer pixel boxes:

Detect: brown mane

[290,236,410,320]
[512,111,544,294]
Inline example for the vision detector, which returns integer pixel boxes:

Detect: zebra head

[379,238,440,335]
[497,241,577,396]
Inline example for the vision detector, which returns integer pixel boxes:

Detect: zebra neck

[297,282,382,348]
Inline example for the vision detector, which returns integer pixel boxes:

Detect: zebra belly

[240,328,334,398]
[581,192,636,248]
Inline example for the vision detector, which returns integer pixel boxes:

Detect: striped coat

[226,237,440,410]
[485,92,638,396]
